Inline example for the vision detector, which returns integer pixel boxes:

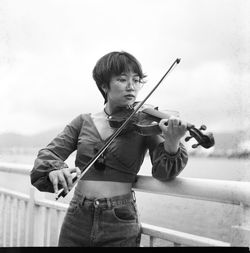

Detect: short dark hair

[92,51,146,103]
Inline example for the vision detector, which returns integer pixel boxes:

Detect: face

[105,71,142,108]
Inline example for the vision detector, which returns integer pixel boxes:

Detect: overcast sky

[0,0,249,136]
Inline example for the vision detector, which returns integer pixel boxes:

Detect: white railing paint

[0,162,249,247]
[134,176,250,205]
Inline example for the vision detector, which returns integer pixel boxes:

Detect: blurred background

[0,0,249,160]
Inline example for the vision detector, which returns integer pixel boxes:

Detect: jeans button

[94,200,99,207]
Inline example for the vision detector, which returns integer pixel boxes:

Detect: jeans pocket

[113,202,137,222]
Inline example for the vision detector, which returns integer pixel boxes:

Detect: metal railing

[1,162,249,247]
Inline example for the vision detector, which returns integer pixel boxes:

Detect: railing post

[32,188,47,246]
[27,186,47,246]
[231,202,250,247]
[149,236,156,247]
[27,187,35,246]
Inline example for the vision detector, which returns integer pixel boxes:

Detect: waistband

[81,191,136,209]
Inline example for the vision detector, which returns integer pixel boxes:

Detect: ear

[101,84,108,94]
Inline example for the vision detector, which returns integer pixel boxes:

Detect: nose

[126,78,135,90]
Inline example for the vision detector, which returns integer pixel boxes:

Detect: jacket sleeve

[30,114,83,192]
[146,135,188,181]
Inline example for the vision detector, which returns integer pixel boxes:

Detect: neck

[104,102,135,115]
[104,102,115,115]
[104,102,122,115]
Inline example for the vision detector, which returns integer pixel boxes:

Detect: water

[141,155,250,181]
[0,152,249,243]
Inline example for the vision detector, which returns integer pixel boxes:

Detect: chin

[115,97,136,108]
[124,100,135,107]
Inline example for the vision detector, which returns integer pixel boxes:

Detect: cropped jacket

[30,113,188,193]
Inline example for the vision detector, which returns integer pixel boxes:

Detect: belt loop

[107,198,112,209]
[132,190,136,202]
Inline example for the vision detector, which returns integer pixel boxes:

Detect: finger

[51,175,59,194]
[159,119,169,129]
[180,121,187,130]
[66,167,81,185]
[49,171,58,193]
[62,169,73,190]
[182,125,188,136]
[64,168,75,191]
[166,118,174,129]
[172,118,180,127]
[68,167,81,176]
[58,173,69,193]
[177,119,187,130]
[75,167,81,177]
[49,171,59,193]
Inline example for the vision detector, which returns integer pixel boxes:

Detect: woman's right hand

[48,167,81,194]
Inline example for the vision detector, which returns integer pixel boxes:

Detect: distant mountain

[0,128,247,153]
[0,127,63,149]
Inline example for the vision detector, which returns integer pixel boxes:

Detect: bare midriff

[76,180,133,199]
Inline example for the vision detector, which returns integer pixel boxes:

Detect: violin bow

[55,58,181,200]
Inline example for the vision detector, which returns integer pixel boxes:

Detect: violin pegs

[192,143,200,149]
[199,125,207,131]
[185,136,193,142]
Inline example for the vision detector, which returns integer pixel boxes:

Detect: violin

[108,106,215,149]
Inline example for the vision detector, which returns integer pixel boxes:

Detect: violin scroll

[185,124,215,149]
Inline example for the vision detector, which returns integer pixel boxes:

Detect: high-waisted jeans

[58,188,141,247]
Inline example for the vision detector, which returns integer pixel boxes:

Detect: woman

[30,51,188,247]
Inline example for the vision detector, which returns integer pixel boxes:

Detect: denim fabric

[58,188,141,247]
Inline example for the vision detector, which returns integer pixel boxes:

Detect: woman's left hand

[159,116,187,154]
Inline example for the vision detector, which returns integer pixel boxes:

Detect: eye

[133,78,140,83]
[117,77,127,82]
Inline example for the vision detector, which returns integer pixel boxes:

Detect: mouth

[124,94,135,99]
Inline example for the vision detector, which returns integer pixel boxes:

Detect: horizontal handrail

[35,198,68,211]
[1,162,250,206]
[134,176,250,206]
[0,187,29,201]
[141,223,230,247]
[0,162,31,175]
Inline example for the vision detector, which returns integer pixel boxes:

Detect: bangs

[108,53,145,79]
